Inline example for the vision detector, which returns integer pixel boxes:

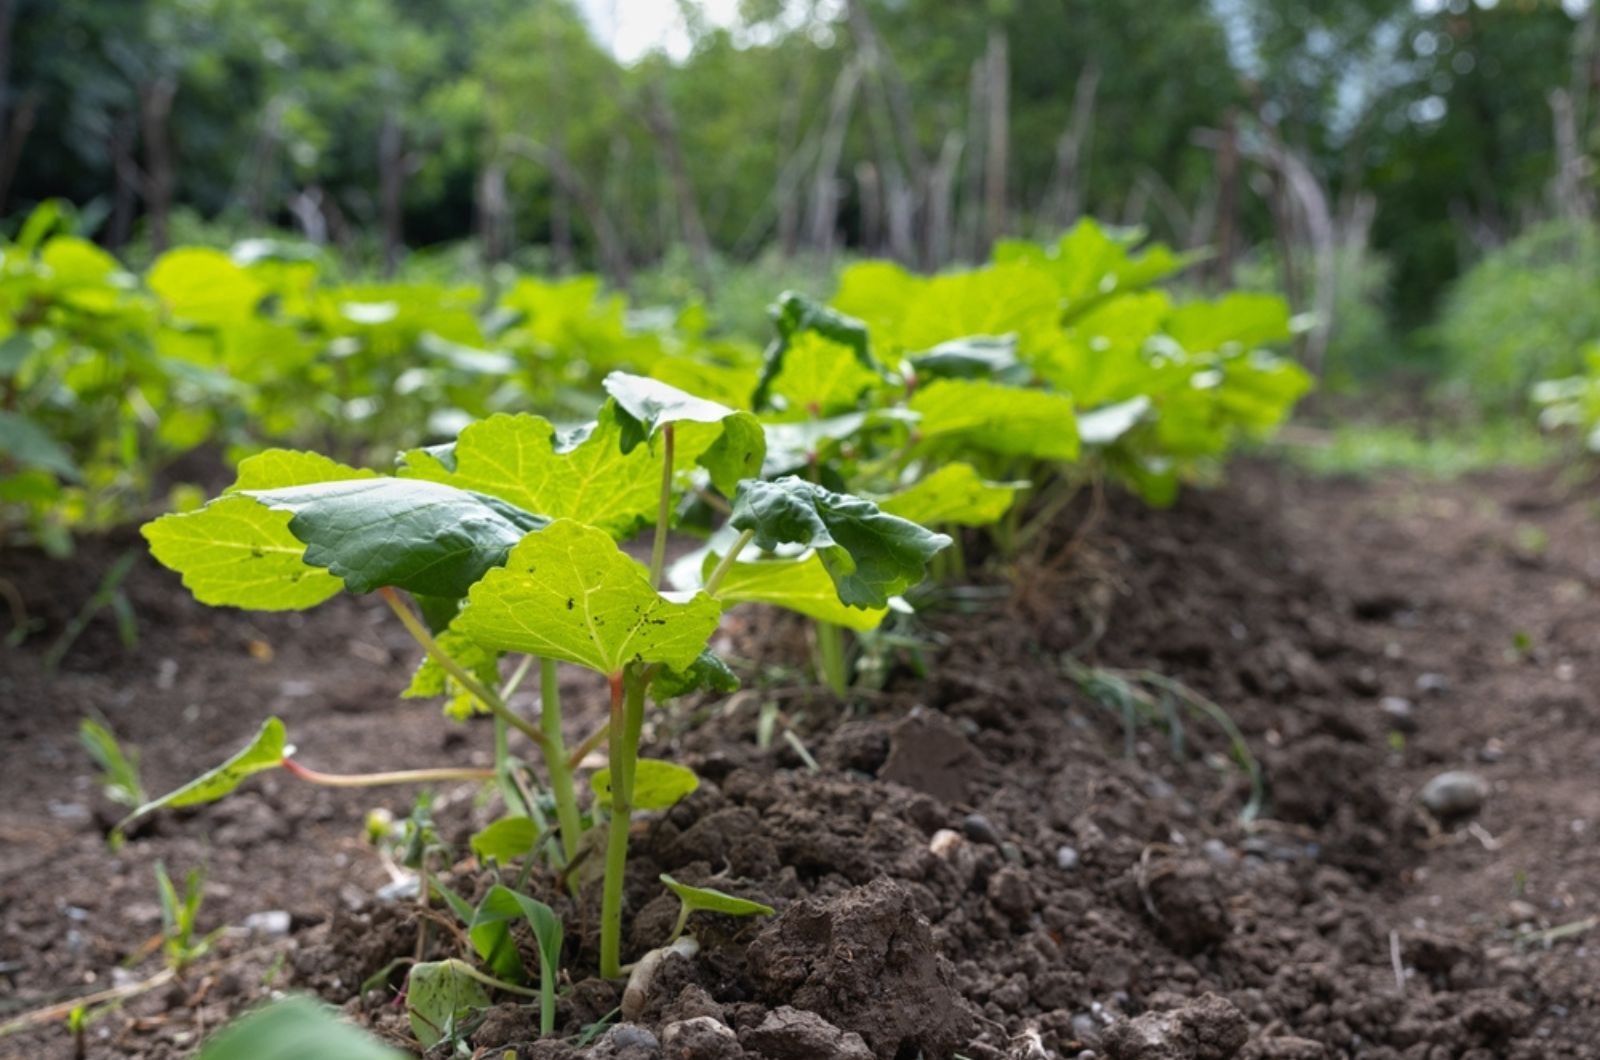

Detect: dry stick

[1389,930,1406,995]
[0,968,176,1039]
[379,587,547,752]
[566,722,612,770]
[281,760,496,788]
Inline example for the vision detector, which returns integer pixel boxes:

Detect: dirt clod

[1101,993,1249,1060]
[738,1006,873,1060]
[745,878,973,1058]
[661,1016,744,1060]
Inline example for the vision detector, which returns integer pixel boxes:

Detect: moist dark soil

[4,458,1599,1059]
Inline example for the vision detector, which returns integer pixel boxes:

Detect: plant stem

[566,722,611,770]
[599,666,647,979]
[704,529,756,597]
[380,587,547,752]
[538,656,585,868]
[815,619,849,697]
[281,759,496,788]
[649,424,675,588]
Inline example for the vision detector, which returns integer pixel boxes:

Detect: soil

[4,457,1600,1059]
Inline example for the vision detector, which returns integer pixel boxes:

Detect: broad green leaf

[602,372,766,494]
[242,479,547,598]
[771,331,883,413]
[118,718,285,832]
[650,648,741,701]
[459,520,721,674]
[198,998,404,1060]
[591,758,699,810]
[706,551,888,631]
[730,477,950,609]
[909,379,1080,461]
[0,410,79,480]
[143,451,375,610]
[470,817,540,864]
[879,464,1021,527]
[753,292,879,410]
[399,410,660,538]
[908,335,1028,384]
[761,409,918,478]
[1077,396,1153,446]
[660,873,775,919]
[1164,293,1293,353]
[149,247,265,327]
[407,960,490,1049]
[402,626,499,719]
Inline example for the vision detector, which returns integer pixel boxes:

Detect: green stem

[539,657,584,868]
[649,424,675,588]
[599,666,647,979]
[815,619,849,697]
[380,588,547,752]
[704,529,756,597]
[281,759,496,787]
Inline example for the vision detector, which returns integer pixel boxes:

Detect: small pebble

[962,812,1002,846]
[1056,846,1081,871]
[1380,696,1418,732]
[1479,738,1507,763]
[1506,900,1539,925]
[242,910,291,936]
[1419,770,1488,819]
[1416,672,1450,695]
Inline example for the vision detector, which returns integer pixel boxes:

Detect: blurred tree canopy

[7,0,1597,318]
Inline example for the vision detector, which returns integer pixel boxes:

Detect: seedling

[78,718,145,810]
[153,863,220,973]
[659,874,775,943]
[134,373,948,993]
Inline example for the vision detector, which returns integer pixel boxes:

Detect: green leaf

[660,874,775,919]
[466,886,564,999]
[879,463,1022,527]
[909,379,1080,461]
[0,411,79,481]
[602,371,766,495]
[402,626,499,720]
[770,331,884,413]
[241,479,547,598]
[399,410,661,538]
[705,550,888,631]
[591,758,699,810]
[730,477,950,609]
[470,816,539,865]
[1077,396,1152,446]
[650,648,741,701]
[406,960,490,1049]
[149,247,265,327]
[459,519,721,675]
[908,335,1028,384]
[1164,293,1293,353]
[118,718,285,832]
[79,719,146,808]
[753,292,879,410]
[198,998,404,1060]
[143,451,375,611]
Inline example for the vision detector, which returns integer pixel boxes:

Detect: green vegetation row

[8,210,1308,1049]
[1,205,1307,559]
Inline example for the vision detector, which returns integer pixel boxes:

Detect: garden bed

[4,458,1598,1059]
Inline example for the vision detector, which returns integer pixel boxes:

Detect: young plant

[135,373,948,991]
[153,863,220,973]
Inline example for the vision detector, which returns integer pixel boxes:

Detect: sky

[574,0,743,63]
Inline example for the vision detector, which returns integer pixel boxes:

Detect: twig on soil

[1467,821,1503,851]
[1388,930,1406,995]
[0,969,176,1039]
[1516,916,1598,950]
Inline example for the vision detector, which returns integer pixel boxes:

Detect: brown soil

[3,458,1598,1059]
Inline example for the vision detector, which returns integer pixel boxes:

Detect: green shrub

[1436,220,1600,407]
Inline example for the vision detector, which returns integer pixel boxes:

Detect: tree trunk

[107,114,138,250]
[378,107,404,277]
[805,59,862,256]
[642,84,715,293]
[139,76,177,254]
[1043,64,1099,231]
[926,131,963,268]
[475,158,510,265]
[981,27,1009,251]
[1212,110,1240,288]
[506,136,633,290]
[957,56,987,261]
